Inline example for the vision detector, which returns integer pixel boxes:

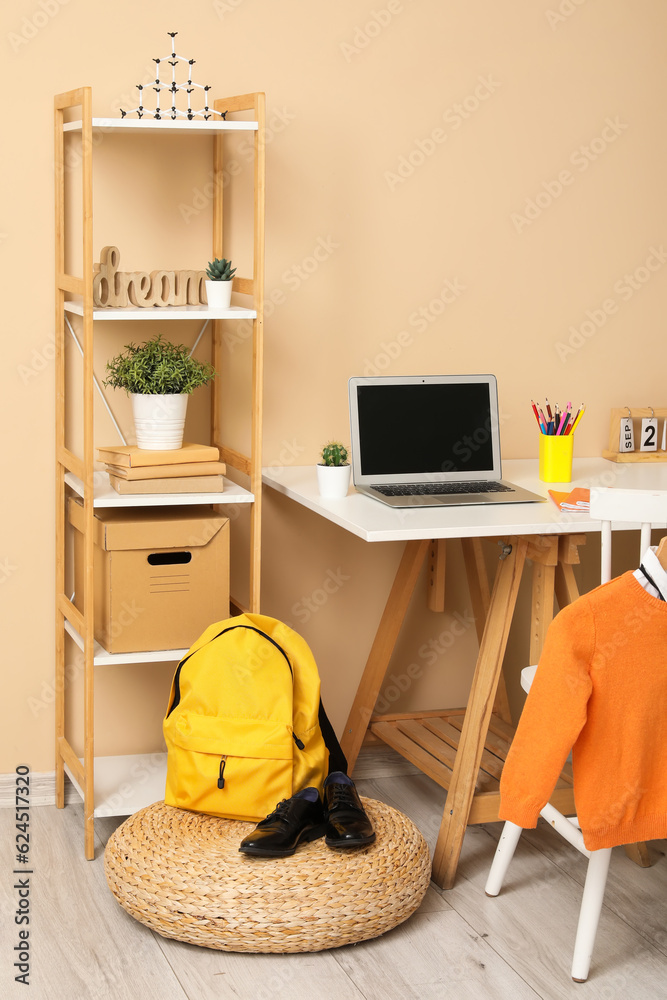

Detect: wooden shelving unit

[54,88,265,857]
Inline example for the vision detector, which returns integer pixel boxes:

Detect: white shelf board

[63,118,258,133]
[64,753,167,818]
[64,301,256,321]
[65,470,254,508]
[64,619,187,666]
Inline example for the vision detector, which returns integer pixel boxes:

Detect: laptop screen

[349,375,502,484]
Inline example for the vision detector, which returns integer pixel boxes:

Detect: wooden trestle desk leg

[555,534,585,608]
[432,537,528,889]
[461,538,512,725]
[340,538,431,771]
[433,532,588,887]
[427,538,511,725]
[527,536,559,663]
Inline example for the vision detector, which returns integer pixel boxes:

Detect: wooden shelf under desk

[370,709,576,824]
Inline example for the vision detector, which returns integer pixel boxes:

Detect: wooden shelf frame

[212,91,266,613]
[54,88,265,858]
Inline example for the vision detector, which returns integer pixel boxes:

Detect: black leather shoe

[238,787,325,857]
[323,772,376,848]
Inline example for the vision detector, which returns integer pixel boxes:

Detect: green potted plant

[104,334,216,450]
[205,257,236,309]
[317,441,351,498]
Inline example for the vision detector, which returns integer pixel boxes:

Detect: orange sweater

[499,571,667,850]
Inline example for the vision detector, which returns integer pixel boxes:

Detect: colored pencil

[569,406,585,434]
[556,402,571,435]
[565,404,581,435]
[533,399,585,434]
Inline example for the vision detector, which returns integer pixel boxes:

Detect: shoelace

[327,785,357,810]
[264,799,292,822]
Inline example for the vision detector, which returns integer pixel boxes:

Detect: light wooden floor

[2,748,666,1000]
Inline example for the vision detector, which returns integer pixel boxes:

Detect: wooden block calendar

[602,407,667,462]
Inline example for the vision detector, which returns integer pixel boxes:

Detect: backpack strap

[318,699,348,775]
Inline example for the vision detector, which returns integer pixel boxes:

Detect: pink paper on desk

[548,487,590,511]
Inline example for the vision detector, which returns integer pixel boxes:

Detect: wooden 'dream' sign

[93,246,208,308]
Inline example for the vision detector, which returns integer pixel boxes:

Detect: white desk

[263,458,667,541]
[263,458,667,887]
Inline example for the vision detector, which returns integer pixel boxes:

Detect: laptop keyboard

[373,481,514,497]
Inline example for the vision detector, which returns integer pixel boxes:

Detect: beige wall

[2,0,667,772]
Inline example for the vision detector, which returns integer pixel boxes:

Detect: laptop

[348,374,545,507]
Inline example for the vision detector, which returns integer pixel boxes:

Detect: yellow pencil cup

[539,434,574,483]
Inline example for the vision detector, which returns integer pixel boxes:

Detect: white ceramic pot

[316,463,351,499]
[205,279,233,309]
[131,393,189,450]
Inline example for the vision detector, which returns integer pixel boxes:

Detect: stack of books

[96,442,227,495]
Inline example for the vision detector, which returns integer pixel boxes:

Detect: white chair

[485,486,667,983]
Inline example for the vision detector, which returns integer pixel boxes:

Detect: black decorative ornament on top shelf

[120,31,228,121]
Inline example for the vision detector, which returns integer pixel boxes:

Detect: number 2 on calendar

[640,417,658,452]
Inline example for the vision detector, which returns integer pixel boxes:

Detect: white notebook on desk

[348,374,545,508]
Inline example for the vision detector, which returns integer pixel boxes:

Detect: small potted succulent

[104,334,216,450]
[317,441,351,498]
[205,257,236,309]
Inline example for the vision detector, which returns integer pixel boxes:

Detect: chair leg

[571,848,612,983]
[485,821,523,897]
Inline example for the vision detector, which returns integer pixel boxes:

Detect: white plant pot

[131,393,189,451]
[316,463,351,499]
[205,279,233,309]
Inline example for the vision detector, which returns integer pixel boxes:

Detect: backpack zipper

[217,756,227,789]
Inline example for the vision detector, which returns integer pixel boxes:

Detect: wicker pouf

[104,797,431,953]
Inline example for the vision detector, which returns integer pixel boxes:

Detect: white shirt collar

[634,546,667,601]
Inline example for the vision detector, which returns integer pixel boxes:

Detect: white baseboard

[0,744,411,808]
[0,770,79,808]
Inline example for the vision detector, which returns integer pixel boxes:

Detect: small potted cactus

[317,441,351,498]
[205,257,236,309]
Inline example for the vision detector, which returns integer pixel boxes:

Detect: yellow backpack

[163,613,329,821]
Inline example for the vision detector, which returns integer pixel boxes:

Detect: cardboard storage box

[68,500,229,653]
